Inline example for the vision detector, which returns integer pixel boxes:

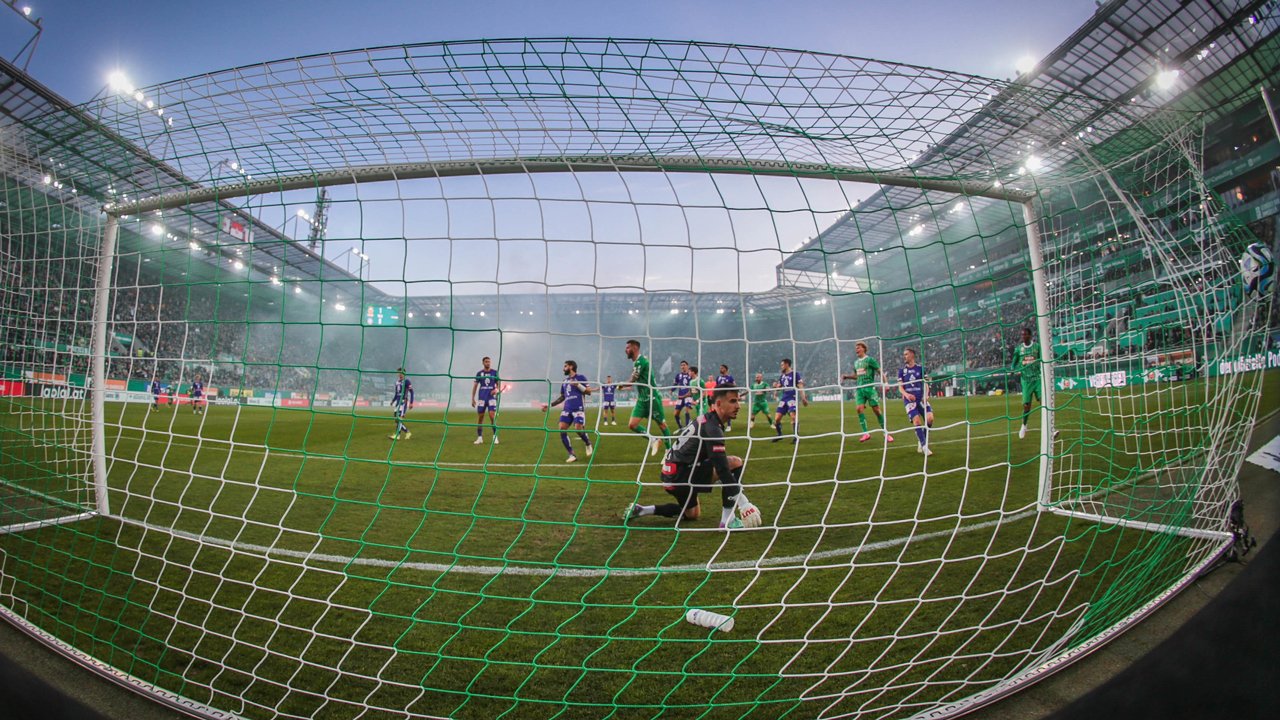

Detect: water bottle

[685,608,734,632]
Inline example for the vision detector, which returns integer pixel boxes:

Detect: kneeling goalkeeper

[622,384,762,529]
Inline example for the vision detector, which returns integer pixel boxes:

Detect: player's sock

[477,425,483,437]
[858,413,868,432]
[876,412,886,429]
[915,426,927,446]
[722,466,744,503]
[720,505,737,526]
[774,421,782,436]
[636,504,655,517]
[560,433,572,452]
[577,432,590,446]
[661,425,673,449]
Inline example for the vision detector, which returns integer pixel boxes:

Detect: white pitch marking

[120,507,1039,579]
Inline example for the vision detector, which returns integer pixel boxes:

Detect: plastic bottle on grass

[685,608,734,632]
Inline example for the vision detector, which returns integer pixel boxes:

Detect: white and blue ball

[1241,242,1274,300]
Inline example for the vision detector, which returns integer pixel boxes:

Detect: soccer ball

[1240,242,1274,300]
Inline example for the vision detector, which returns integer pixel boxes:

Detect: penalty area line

[117,507,1038,579]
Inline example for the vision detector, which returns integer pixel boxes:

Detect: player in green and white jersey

[841,341,894,444]
[619,339,673,456]
[1012,327,1043,439]
[747,372,771,429]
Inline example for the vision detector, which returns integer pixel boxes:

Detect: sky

[3,0,1104,298]
[6,0,1100,105]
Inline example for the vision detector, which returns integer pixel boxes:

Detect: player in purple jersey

[471,356,501,445]
[543,360,594,462]
[599,375,618,426]
[897,348,934,456]
[389,368,414,440]
[673,360,694,428]
[190,374,205,415]
[149,378,162,412]
[771,358,808,443]
[715,364,735,432]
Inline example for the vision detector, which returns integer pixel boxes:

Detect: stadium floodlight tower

[1,37,1270,720]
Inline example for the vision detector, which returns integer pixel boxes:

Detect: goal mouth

[2,30,1275,720]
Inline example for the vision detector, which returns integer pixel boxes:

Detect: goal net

[0,37,1273,720]
[0,143,98,535]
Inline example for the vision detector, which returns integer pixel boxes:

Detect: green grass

[0,372,1274,720]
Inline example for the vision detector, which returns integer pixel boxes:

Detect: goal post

[1022,200,1057,509]
[89,214,118,518]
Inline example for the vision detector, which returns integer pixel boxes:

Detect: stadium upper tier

[2,1,1275,306]
[0,56,365,293]
[781,0,1280,288]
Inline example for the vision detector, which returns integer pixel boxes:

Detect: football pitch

[0,376,1274,719]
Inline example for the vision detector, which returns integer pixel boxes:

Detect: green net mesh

[0,34,1276,720]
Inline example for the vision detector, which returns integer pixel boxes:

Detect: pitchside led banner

[364,305,401,326]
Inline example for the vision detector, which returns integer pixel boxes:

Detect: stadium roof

[4,2,1277,309]
[0,56,369,295]
[779,0,1280,289]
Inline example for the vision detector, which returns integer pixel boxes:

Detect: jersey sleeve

[698,419,733,477]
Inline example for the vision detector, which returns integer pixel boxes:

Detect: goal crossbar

[104,155,1032,218]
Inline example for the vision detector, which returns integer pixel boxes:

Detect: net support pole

[90,215,118,518]
[1261,85,1280,141]
[1022,200,1055,506]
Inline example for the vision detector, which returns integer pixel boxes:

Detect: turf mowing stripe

[102,424,1025,471]
[115,507,1039,578]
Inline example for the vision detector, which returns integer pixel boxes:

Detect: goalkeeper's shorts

[661,461,715,506]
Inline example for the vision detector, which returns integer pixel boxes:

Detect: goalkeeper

[622,385,762,529]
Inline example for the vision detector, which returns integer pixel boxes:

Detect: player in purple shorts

[600,375,618,426]
[543,360,594,462]
[771,358,808,443]
[673,360,694,428]
[897,347,935,456]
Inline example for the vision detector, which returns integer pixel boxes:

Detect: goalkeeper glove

[738,502,763,529]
